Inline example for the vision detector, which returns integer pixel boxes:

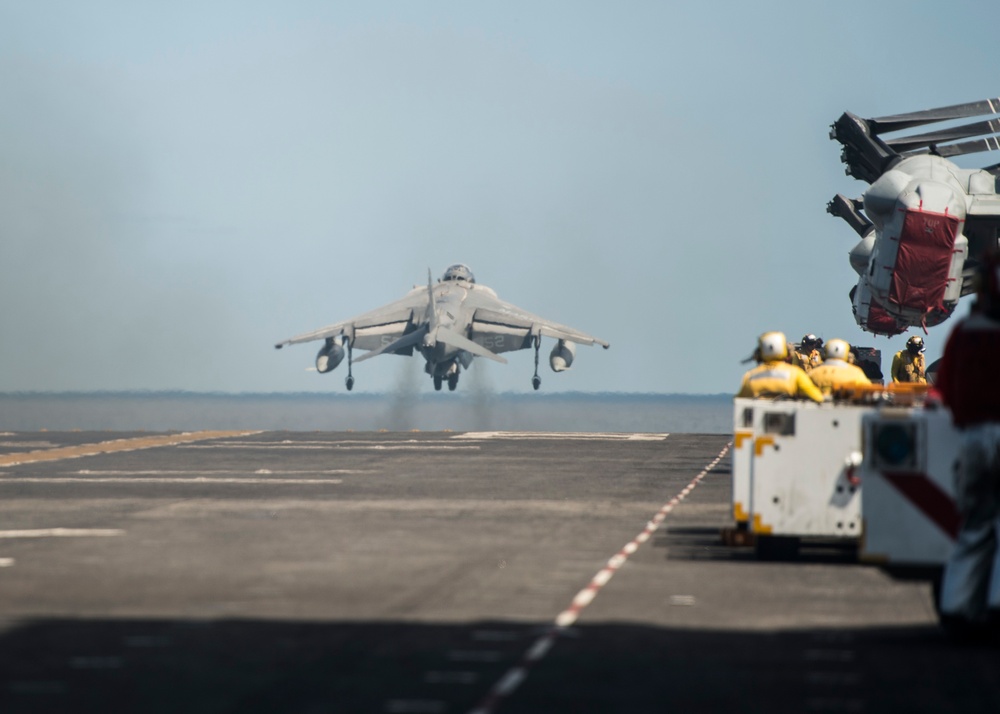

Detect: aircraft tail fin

[426,268,438,331]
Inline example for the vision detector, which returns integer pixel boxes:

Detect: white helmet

[758,331,788,361]
[825,338,850,361]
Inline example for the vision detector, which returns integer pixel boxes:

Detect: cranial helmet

[758,331,788,361]
[825,338,850,361]
[906,335,924,354]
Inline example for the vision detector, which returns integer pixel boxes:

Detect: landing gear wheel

[532,336,541,391]
[433,375,443,391]
[345,340,354,391]
[448,373,459,391]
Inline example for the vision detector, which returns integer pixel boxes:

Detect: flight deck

[0,431,996,713]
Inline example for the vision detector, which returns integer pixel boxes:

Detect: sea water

[0,392,732,434]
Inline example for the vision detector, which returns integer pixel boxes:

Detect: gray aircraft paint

[275,265,609,392]
[828,97,1000,336]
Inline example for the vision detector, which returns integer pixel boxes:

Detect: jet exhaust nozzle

[549,339,576,372]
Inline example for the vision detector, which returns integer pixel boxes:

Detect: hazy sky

[2,1,997,394]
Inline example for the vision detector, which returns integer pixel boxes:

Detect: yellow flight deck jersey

[808,359,871,395]
[891,350,926,383]
[736,360,824,403]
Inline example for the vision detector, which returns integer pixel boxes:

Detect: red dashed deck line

[468,442,731,714]
[0,431,261,468]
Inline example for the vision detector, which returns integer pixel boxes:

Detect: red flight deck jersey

[936,312,1000,427]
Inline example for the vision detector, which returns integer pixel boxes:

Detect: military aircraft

[828,97,1000,335]
[274,264,610,391]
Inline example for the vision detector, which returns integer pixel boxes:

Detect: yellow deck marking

[0,431,260,468]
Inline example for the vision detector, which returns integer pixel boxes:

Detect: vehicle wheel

[755,535,799,561]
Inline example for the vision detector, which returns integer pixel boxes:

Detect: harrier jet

[828,96,1000,335]
[274,264,610,391]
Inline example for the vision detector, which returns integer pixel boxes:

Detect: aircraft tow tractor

[727,385,936,563]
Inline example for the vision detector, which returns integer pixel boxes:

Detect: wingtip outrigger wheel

[532,335,541,390]
[345,338,354,391]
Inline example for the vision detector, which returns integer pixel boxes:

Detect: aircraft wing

[274,287,428,352]
[467,292,610,355]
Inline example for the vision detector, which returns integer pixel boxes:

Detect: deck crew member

[936,254,1000,634]
[808,339,871,395]
[891,336,926,383]
[791,333,823,373]
[737,332,824,403]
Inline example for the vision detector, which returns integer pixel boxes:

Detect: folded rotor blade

[353,325,428,364]
[904,135,1000,160]
[885,118,1000,152]
[434,327,507,364]
[868,97,1000,135]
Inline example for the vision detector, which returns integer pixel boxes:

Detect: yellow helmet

[758,331,788,361]
[825,338,850,361]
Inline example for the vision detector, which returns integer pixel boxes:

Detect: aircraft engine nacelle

[315,340,345,373]
[848,230,875,276]
[549,339,576,372]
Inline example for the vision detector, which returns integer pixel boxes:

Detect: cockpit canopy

[442,264,475,283]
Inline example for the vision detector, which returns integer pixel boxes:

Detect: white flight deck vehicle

[859,405,961,591]
[730,385,931,559]
[732,397,868,559]
[731,399,755,534]
[275,264,610,392]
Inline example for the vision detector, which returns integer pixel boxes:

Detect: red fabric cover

[865,302,905,336]
[888,210,960,313]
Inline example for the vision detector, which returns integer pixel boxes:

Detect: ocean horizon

[0,392,733,434]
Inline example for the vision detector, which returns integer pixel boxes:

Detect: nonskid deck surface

[0,431,994,713]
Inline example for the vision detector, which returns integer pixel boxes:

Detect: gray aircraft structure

[274,264,610,391]
[828,96,1000,335]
